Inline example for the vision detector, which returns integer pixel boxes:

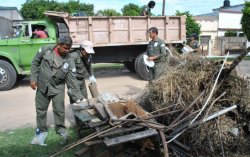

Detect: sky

[0,0,246,15]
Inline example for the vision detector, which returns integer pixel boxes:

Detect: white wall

[218,12,242,36]
[196,19,218,40]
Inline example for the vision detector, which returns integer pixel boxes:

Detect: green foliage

[175,10,201,37]
[66,0,94,16]
[96,9,121,16]
[122,3,141,16]
[224,31,237,37]
[241,1,250,41]
[20,0,94,20]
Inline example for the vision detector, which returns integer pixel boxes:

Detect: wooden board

[103,129,158,147]
[93,103,108,120]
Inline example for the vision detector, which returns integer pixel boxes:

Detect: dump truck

[0,11,186,91]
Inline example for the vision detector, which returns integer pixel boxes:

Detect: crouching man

[68,40,96,103]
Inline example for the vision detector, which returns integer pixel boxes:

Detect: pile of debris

[139,49,250,156]
[51,49,250,157]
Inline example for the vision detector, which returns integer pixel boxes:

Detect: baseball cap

[80,40,95,54]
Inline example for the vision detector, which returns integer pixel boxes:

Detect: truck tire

[135,53,150,80]
[0,60,17,91]
[124,61,136,73]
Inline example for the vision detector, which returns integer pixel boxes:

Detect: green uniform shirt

[146,37,167,62]
[188,39,201,53]
[30,45,83,101]
[141,5,150,16]
[188,40,200,49]
[69,51,94,79]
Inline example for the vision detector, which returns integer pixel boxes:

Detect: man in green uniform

[30,36,83,145]
[146,27,167,80]
[141,1,156,16]
[188,33,201,54]
[69,40,96,103]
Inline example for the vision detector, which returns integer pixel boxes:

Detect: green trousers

[149,62,165,80]
[35,89,66,134]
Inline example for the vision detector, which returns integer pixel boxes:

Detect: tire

[124,61,136,73]
[0,60,17,91]
[135,53,150,80]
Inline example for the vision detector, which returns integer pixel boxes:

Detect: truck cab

[0,20,57,90]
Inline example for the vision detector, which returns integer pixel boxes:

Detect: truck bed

[45,11,186,47]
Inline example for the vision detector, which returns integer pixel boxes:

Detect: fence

[200,37,246,56]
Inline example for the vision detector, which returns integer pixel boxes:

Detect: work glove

[73,98,88,108]
[89,75,96,83]
[75,98,87,103]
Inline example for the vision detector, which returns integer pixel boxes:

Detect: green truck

[0,20,57,90]
[0,11,186,91]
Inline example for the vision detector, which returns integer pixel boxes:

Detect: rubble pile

[139,52,250,156]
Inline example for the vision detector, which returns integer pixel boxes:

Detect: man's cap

[80,40,95,54]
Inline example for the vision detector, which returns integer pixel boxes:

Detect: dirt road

[0,69,147,131]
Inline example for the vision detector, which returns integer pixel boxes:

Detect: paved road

[237,60,250,78]
[0,69,147,131]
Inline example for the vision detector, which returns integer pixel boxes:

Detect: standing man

[69,40,96,104]
[188,33,201,54]
[146,27,167,80]
[30,36,83,145]
[141,1,156,16]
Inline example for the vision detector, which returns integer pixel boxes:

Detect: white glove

[76,98,87,103]
[73,98,88,108]
[89,75,96,83]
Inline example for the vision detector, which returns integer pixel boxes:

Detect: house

[0,6,23,38]
[194,0,245,55]
[0,6,23,21]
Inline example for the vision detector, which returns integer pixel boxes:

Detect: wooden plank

[95,150,111,157]
[87,120,109,128]
[74,110,97,122]
[103,129,158,147]
[75,147,89,156]
[93,103,108,120]
[84,140,103,146]
[98,125,143,138]
[88,98,99,106]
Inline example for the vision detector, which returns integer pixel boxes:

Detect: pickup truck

[0,11,186,91]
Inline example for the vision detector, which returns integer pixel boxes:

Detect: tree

[241,1,250,41]
[122,3,141,16]
[64,0,94,16]
[175,11,201,38]
[20,0,94,20]
[96,9,121,16]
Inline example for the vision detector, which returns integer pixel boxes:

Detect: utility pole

[162,0,166,16]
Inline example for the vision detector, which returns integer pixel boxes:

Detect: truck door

[18,24,52,72]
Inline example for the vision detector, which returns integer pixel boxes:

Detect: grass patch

[0,127,90,157]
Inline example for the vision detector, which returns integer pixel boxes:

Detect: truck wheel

[0,60,17,91]
[135,53,150,80]
[124,61,136,73]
